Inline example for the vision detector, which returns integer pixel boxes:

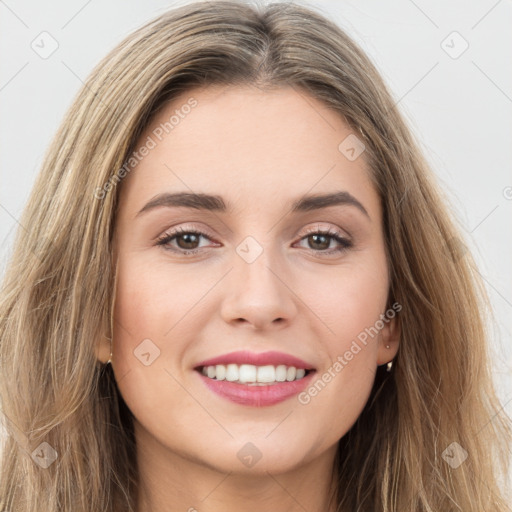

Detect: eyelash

[155,225,353,258]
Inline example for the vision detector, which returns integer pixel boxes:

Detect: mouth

[195,364,315,386]
[192,350,317,406]
[194,364,317,407]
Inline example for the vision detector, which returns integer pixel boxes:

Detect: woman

[0,1,510,510]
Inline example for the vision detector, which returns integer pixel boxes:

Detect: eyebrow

[136,191,370,219]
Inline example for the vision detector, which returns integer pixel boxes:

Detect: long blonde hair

[0,1,510,510]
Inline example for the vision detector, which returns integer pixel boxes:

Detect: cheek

[110,253,224,419]
[296,252,389,416]
[112,253,208,351]
[312,251,389,350]
[110,257,197,443]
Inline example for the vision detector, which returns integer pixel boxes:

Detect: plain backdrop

[1,0,511,473]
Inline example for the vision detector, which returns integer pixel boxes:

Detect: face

[103,84,399,476]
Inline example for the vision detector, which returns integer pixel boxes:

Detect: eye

[156,226,216,255]
[295,226,353,257]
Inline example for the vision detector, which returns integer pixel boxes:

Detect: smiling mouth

[196,363,314,385]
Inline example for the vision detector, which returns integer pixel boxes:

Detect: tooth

[215,364,226,380]
[201,364,309,383]
[238,364,257,383]
[275,365,287,382]
[225,364,239,382]
[286,366,297,381]
[257,365,276,383]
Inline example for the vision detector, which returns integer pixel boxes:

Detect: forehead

[119,84,379,220]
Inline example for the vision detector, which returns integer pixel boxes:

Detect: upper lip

[194,350,315,370]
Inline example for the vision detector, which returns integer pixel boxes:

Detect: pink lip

[196,371,316,407]
[194,350,315,370]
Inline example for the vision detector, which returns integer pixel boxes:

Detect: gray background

[1,0,511,476]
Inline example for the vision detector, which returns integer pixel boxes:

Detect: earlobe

[377,316,400,366]
[95,335,112,365]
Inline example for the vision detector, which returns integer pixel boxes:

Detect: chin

[192,435,315,475]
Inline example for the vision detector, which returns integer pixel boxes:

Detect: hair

[0,0,510,510]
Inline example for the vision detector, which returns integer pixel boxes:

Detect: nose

[220,244,298,331]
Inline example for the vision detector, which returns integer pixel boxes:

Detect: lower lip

[196,371,316,407]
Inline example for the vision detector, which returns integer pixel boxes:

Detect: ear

[376,313,400,366]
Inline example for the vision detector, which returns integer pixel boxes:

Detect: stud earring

[386,360,393,372]
[385,345,390,349]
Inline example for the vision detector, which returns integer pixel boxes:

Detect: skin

[96,84,400,512]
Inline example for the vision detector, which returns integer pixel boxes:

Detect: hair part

[1,1,510,510]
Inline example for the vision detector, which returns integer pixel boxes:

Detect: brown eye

[296,229,352,256]
[156,227,214,254]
